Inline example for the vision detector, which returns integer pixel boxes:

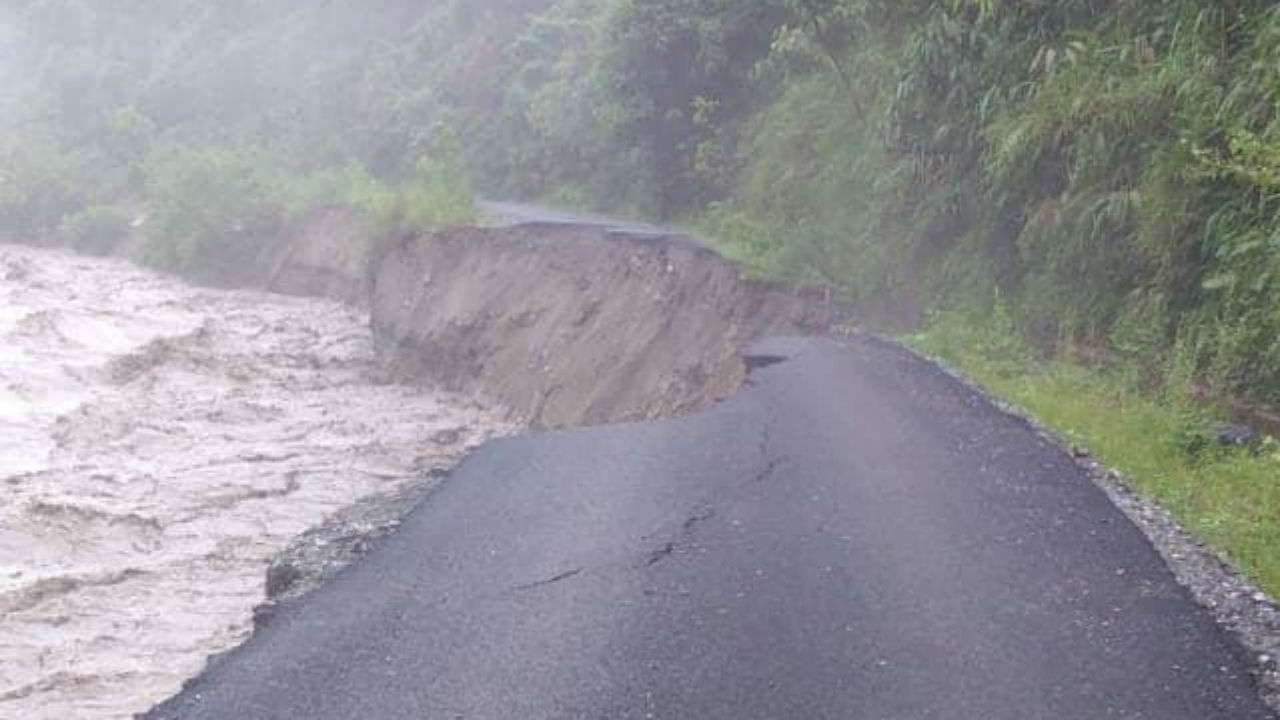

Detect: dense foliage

[488,0,1280,407]
[0,0,482,274]
[4,0,1280,402]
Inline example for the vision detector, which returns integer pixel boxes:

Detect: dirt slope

[41,206,832,430]
[265,207,370,306]
[366,224,832,428]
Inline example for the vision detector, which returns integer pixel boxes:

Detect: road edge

[862,331,1280,713]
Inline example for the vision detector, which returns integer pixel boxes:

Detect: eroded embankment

[141,207,834,431]
[366,224,832,428]
[3,212,833,718]
[266,207,371,307]
[264,213,1280,712]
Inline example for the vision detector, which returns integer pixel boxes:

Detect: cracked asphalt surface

[146,336,1275,719]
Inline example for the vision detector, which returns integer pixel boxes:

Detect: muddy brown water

[0,244,508,719]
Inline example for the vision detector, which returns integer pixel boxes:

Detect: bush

[277,164,398,226]
[60,205,133,256]
[910,298,1037,382]
[388,135,475,231]
[139,147,282,281]
[0,137,92,239]
[279,132,475,235]
[132,136,475,284]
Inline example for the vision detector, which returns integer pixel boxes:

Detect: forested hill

[5,1,1280,405]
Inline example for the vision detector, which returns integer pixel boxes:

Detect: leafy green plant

[383,132,476,232]
[277,164,399,226]
[139,147,282,281]
[0,137,91,239]
[59,205,132,256]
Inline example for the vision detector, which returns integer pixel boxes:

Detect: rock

[252,602,278,628]
[1216,423,1260,448]
[429,428,463,445]
[265,558,303,599]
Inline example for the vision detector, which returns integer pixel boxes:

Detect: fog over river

[0,244,507,719]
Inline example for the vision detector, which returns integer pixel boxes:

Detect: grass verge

[905,311,1280,596]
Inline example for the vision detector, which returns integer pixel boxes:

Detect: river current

[0,244,505,719]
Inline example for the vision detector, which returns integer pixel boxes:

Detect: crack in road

[644,508,719,568]
[742,354,787,371]
[645,543,676,566]
[512,567,585,592]
[683,508,716,531]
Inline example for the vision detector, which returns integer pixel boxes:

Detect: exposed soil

[265,206,371,307]
[369,224,833,428]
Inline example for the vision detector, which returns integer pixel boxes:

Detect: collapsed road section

[266,209,834,428]
[2,213,833,719]
[141,212,1275,719]
[145,335,1276,719]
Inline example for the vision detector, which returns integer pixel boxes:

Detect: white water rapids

[0,244,507,719]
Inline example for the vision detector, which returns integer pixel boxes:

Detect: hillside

[5,0,1280,602]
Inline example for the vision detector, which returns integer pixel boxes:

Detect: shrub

[389,136,475,231]
[0,137,91,240]
[910,297,1037,382]
[279,133,475,235]
[277,164,398,226]
[139,147,282,281]
[60,205,133,256]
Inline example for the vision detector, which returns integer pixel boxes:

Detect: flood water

[0,244,507,719]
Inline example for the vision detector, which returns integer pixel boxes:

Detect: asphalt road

[478,200,688,241]
[146,336,1274,719]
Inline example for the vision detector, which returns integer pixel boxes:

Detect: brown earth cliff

[367,224,830,428]
[260,208,831,427]
[248,212,831,602]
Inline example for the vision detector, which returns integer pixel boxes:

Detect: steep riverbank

[250,210,835,427]
[2,212,835,718]
[369,224,832,428]
[255,215,836,610]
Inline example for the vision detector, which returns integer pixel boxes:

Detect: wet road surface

[479,201,687,241]
[146,336,1275,719]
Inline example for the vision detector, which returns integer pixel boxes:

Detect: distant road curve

[478,200,687,241]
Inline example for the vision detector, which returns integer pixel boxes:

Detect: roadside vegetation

[909,310,1280,593]
[2,1,1279,589]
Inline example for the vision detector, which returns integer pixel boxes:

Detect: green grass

[906,312,1280,595]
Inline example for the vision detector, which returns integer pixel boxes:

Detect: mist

[5,2,1280,718]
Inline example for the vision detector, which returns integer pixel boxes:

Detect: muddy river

[0,244,507,719]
